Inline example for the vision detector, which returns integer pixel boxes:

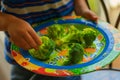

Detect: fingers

[25,23,42,50]
[7,18,42,50]
[22,31,39,50]
[86,11,98,22]
[28,28,42,45]
[10,30,41,50]
[22,28,42,50]
[10,36,31,50]
[84,11,98,23]
[75,9,98,23]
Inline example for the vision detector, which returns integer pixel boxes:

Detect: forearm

[74,0,89,11]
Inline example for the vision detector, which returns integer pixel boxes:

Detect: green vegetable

[69,43,84,64]
[47,24,66,40]
[28,36,55,60]
[28,24,97,66]
[82,28,97,47]
[68,25,84,44]
[53,25,83,47]
[59,43,84,65]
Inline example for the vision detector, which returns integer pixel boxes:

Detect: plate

[11,16,120,76]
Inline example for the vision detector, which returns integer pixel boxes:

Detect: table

[82,69,120,80]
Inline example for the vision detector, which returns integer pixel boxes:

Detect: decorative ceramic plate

[11,16,120,76]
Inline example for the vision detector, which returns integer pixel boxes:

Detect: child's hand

[74,0,98,22]
[75,9,98,22]
[6,16,42,50]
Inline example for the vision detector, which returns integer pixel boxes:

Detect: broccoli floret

[55,25,83,47]
[47,24,66,40]
[47,24,83,47]
[69,43,84,64]
[59,43,84,65]
[28,36,55,60]
[82,28,97,47]
[68,26,84,44]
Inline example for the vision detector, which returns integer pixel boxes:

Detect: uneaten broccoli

[59,43,84,65]
[54,25,83,47]
[82,28,97,47]
[47,24,67,40]
[68,25,84,44]
[28,36,55,60]
[29,24,97,65]
[69,43,84,64]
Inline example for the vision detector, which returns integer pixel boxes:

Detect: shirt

[1,0,74,24]
[1,0,74,64]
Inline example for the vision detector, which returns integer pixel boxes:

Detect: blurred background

[0,0,120,80]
